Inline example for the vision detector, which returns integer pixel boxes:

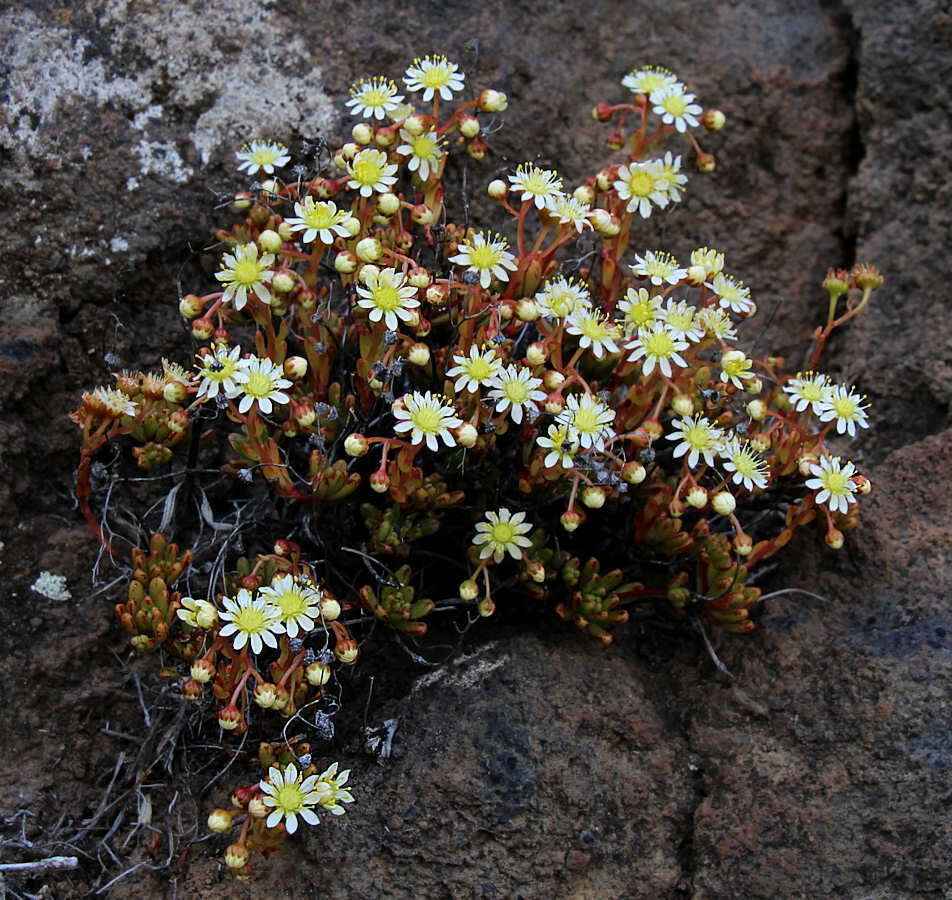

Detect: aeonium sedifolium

[71,55,882,876]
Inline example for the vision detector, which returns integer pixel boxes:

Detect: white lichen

[31,571,72,602]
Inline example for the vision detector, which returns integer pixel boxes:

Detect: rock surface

[0,0,948,897]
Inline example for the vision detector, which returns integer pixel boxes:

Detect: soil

[0,0,948,897]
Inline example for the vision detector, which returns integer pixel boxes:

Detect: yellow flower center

[644,331,675,357]
[832,396,858,418]
[572,407,602,435]
[465,358,493,381]
[371,284,402,311]
[733,454,758,477]
[304,204,338,229]
[489,521,516,544]
[822,471,849,495]
[411,406,443,434]
[522,174,553,194]
[420,65,452,88]
[233,605,268,633]
[361,88,390,106]
[579,317,610,340]
[502,380,530,404]
[723,357,750,377]
[274,783,305,814]
[662,94,688,116]
[684,424,713,449]
[244,371,274,398]
[667,310,694,332]
[468,245,499,269]
[627,170,655,197]
[354,159,384,185]
[627,301,655,327]
[639,74,669,93]
[232,258,262,286]
[800,382,826,402]
[275,589,307,618]
[410,135,438,159]
[250,148,279,166]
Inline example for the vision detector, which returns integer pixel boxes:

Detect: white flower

[393,391,462,451]
[259,763,324,833]
[534,276,592,320]
[667,415,725,468]
[84,387,138,419]
[625,322,690,377]
[449,232,517,290]
[657,151,688,202]
[783,371,832,415]
[285,198,352,245]
[617,287,662,331]
[219,588,282,655]
[311,762,355,815]
[614,160,670,218]
[536,423,579,469]
[397,128,443,181]
[556,392,616,451]
[708,273,754,315]
[721,437,769,491]
[355,267,421,331]
[446,345,501,393]
[621,66,678,95]
[632,250,687,286]
[215,242,274,310]
[236,140,290,175]
[691,247,725,279]
[806,455,859,514]
[659,298,703,342]
[546,194,592,232]
[487,364,546,424]
[195,343,243,400]
[508,164,564,210]
[816,384,870,437]
[650,84,703,132]
[565,309,621,359]
[719,350,755,389]
[259,575,323,639]
[403,55,465,101]
[696,306,737,341]
[177,595,219,629]
[347,148,399,197]
[232,357,292,415]
[472,508,533,563]
[345,77,404,120]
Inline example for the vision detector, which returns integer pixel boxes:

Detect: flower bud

[459,579,479,601]
[225,843,249,869]
[370,470,390,493]
[272,270,295,293]
[823,267,851,298]
[701,109,726,131]
[306,661,332,686]
[352,122,374,144]
[179,294,204,318]
[259,178,280,196]
[734,532,753,556]
[258,229,282,253]
[595,171,612,192]
[459,115,480,138]
[454,422,478,448]
[797,454,818,477]
[406,269,430,289]
[374,126,397,148]
[271,686,289,711]
[853,474,872,495]
[403,114,426,135]
[344,433,369,457]
[696,152,716,173]
[163,380,188,404]
[671,394,694,417]
[335,639,359,665]
[218,705,244,731]
[247,795,269,819]
[513,298,539,322]
[181,678,204,701]
[466,138,488,160]
[340,215,361,237]
[341,142,359,160]
[542,370,565,391]
[231,192,253,211]
[851,263,884,292]
[544,398,564,415]
[283,356,308,380]
[191,317,215,340]
[334,251,357,274]
[686,486,708,509]
[425,284,448,306]
[190,659,215,683]
[643,419,663,441]
[207,808,235,833]
[825,527,844,550]
[254,682,279,709]
[487,179,508,199]
[590,209,619,235]
[526,560,546,583]
[408,343,431,366]
[591,103,614,122]
[525,342,547,366]
[356,237,382,262]
[478,89,508,112]
[411,204,436,225]
[573,184,595,205]
[749,433,771,453]
[320,596,341,621]
[746,399,767,421]
[711,491,736,516]
[231,785,256,809]
[621,460,647,484]
[581,487,606,509]
[687,265,708,286]
[560,509,585,532]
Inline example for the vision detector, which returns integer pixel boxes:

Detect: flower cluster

[71,55,883,878]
